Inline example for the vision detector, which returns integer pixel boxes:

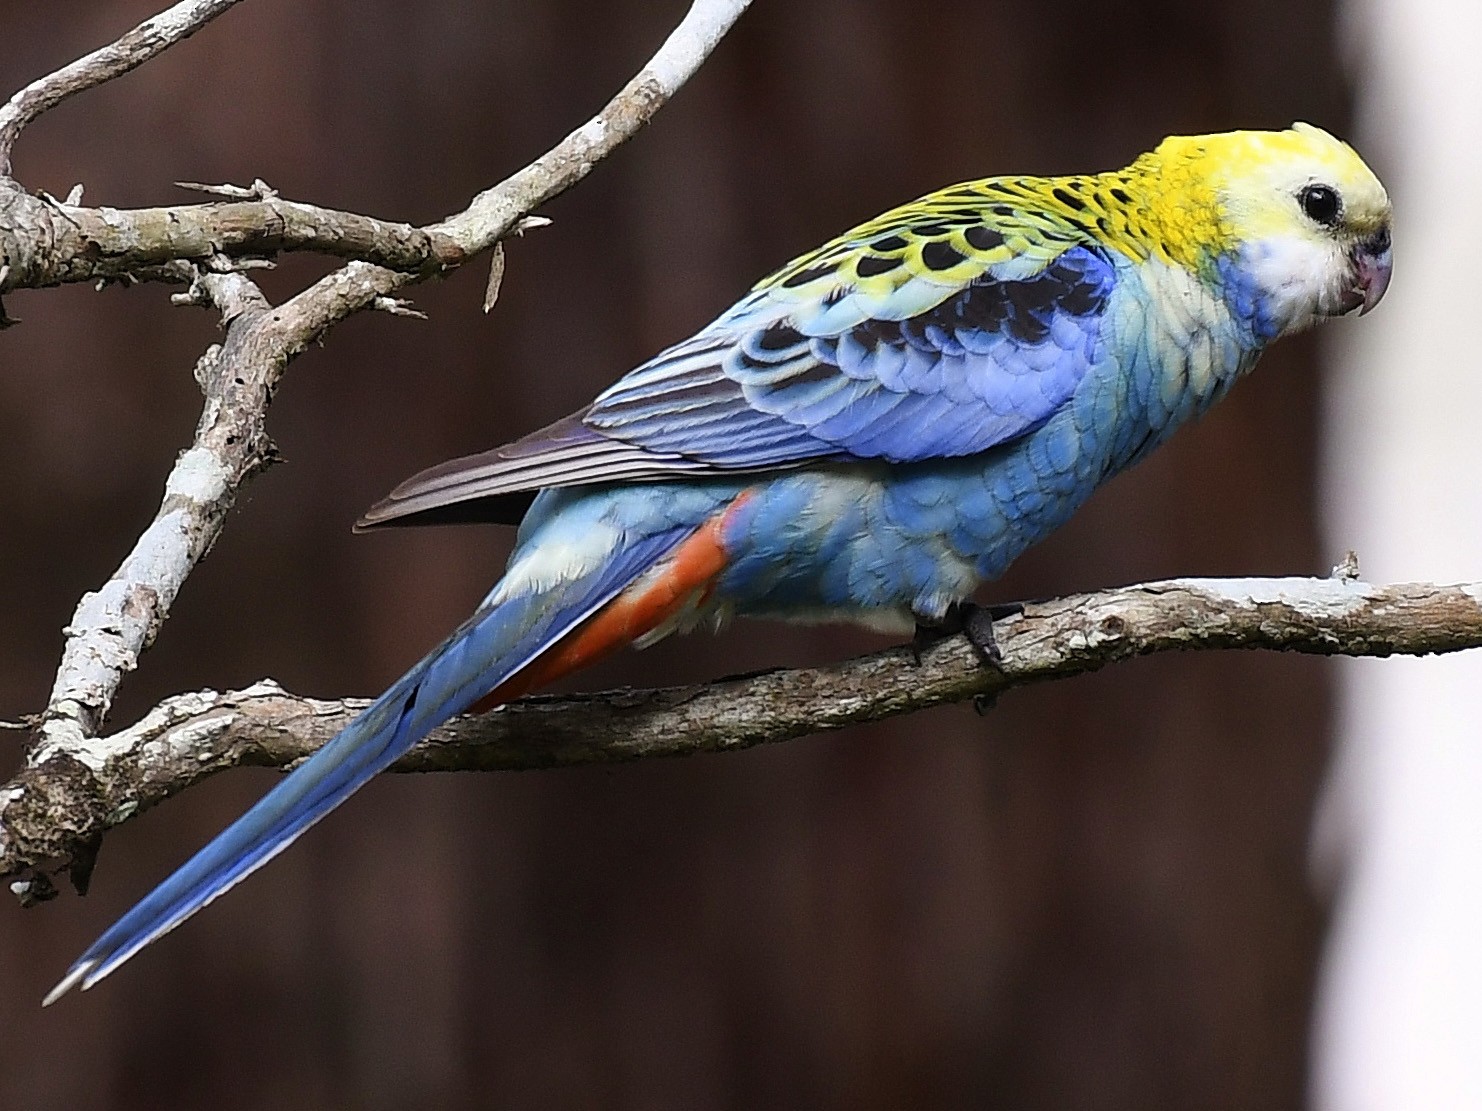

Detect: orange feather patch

[473,496,745,709]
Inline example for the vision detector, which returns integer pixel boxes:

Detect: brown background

[0,1,1353,1107]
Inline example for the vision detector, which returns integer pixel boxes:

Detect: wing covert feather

[361,191,1120,529]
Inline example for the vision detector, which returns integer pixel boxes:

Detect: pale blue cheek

[1216,250,1282,344]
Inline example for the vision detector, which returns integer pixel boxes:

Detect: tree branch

[0,191,468,292]
[32,266,273,761]
[0,0,754,897]
[0,0,754,294]
[5,575,1479,900]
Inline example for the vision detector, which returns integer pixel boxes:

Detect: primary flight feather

[47,123,1392,1003]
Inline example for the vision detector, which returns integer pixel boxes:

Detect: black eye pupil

[1299,184,1341,226]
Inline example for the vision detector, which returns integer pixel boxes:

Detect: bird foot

[911,601,1023,667]
[955,600,1024,665]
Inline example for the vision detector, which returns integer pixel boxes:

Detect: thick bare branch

[33,267,274,760]
[4,575,1479,894]
[0,193,467,293]
[0,0,246,174]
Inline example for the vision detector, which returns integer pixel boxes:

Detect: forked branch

[0,0,754,899]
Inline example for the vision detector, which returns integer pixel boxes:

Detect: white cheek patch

[1244,237,1347,334]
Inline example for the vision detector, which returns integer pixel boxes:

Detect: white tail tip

[42,961,95,1007]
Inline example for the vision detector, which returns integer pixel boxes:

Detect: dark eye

[1298,183,1342,226]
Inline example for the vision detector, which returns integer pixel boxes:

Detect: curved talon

[912,601,1024,667]
[960,605,1003,664]
[948,601,1024,667]
[910,622,940,666]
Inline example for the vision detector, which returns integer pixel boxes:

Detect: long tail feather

[45,526,692,1005]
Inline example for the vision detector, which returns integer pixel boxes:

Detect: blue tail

[45,526,690,1004]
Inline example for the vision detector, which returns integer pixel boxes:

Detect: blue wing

[359,243,1117,528]
[593,245,1115,464]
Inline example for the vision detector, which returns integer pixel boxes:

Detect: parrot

[45,122,1392,1003]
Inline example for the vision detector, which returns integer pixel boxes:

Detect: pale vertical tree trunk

[1316,1,1482,1105]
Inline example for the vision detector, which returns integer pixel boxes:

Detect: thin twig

[174,178,278,200]
[270,0,755,337]
[435,3,748,255]
[0,0,246,174]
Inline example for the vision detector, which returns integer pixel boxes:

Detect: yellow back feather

[759,123,1388,298]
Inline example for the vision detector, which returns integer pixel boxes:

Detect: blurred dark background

[0,1,1354,1107]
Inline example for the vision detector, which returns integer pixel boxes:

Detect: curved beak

[1349,226,1393,315]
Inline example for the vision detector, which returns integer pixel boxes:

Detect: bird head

[1148,123,1392,338]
